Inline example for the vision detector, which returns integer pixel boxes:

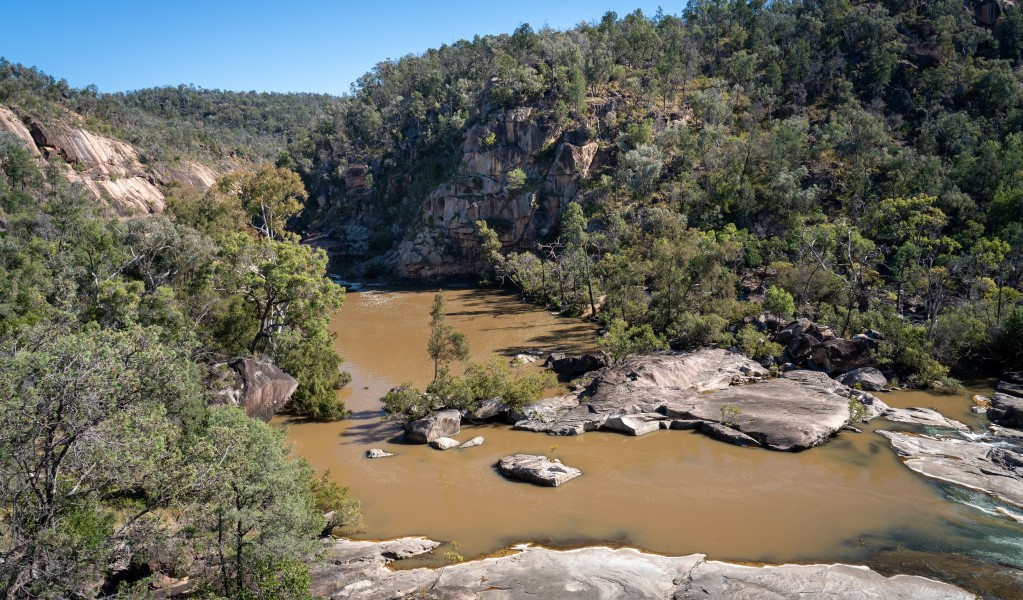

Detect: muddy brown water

[274,285,1023,597]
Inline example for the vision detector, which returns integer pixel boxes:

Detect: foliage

[735,325,783,361]
[308,470,362,533]
[427,358,555,413]
[381,385,433,424]
[599,319,668,363]
[427,292,470,380]
[764,285,795,319]
[719,404,742,426]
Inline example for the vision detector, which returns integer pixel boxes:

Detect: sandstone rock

[320,536,440,566]
[775,318,836,360]
[310,541,974,600]
[405,409,462,444]
[0,106,39,155]
[366,448,394,459]
[430,437,461,450]
[1,104,218,216]
[881,407,970,431]
[675,370,856,451]
[669,419,704,430]
[698,422,762,447]
[839,367,888,391]
[468,397,507,422]
[603,413,668,436]
[515,404,608,435]
[458,436,484,449]
[880,430,1023,509]
[497,454,581,487]
[809,337,873,374]
[517,350,871,450]
[587,350,768,413]
[546,352,609,376]
[990,375,1023,429]
[222,358,298,421]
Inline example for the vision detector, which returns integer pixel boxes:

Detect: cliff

[0,104,217,215]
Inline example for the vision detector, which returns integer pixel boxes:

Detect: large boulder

[809,337,873,374]
[989,374,1023,429]
[544,351,610,376]
[838,367,888,391]
[603,413,669,436]
[223,358,298,421]
[405,409,462,444]
[497,454,581,487]
[774,318,836,360]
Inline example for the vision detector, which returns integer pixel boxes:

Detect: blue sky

[4,1,675,95]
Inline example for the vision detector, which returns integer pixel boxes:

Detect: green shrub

[600,319,668,362]
[764,285,795,319]
[735,325,783,361]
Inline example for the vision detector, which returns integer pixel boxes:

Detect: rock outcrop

[222,358,299,421]
[309,539,974,600]
[839,366,888,391]
[0,104,219,216]
[396,108,599,279]
[880,430,1023,509]
[988,372,1023,429]
[544,351,610,376]
[405,409,462,444]
[880,407,970,431]
[771,318,878,375]
[512,349,874,451]
[497,454,581,487]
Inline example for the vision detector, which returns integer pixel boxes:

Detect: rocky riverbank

[309,537,975,599]
[407,348,889,452]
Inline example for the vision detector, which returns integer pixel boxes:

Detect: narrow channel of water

[273,285,1023,598]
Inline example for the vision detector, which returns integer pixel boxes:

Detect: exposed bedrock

[512,349,882,451]
[880,430,1023,510]
[309,539,974,600]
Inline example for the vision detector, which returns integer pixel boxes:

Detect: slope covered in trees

[0,124,357,596]
[291,1,1023,387]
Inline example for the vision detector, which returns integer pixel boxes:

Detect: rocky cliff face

[395,108,598,279]
[0,104,218,215]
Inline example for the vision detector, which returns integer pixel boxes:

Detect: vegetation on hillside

[289,2,1023,386]
[0,57,339,167]
[0,133,356,597]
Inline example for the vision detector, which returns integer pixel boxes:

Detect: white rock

[366,448,394,458]
[459,436,484,448]
[430,437,460,450]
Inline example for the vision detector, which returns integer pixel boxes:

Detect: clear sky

[3,1,676,96]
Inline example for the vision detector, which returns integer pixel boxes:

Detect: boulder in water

[405,409,461,444]
[430,437,460,450]
[497,454,581,487]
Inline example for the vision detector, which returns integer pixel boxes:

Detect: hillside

[289,2,1023,385]
[0,58,339,213]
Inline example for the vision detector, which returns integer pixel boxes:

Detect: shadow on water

[338,409,401,445]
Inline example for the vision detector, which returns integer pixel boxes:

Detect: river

[273,285,1023,598]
